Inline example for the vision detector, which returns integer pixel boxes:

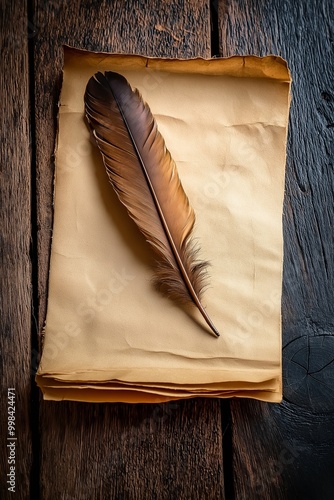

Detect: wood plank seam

[27,2,42,499]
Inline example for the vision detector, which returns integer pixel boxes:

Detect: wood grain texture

[218,0,334,497]
[33,1,224,499]
[39,399,223,499]
[0,1,32,499]
[3,0,333,497]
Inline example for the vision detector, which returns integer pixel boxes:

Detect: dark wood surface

[1,0,333,498]
[0,1,32,498]
[218,0,334,498]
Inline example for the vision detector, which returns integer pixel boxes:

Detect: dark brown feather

[84,71,219,337]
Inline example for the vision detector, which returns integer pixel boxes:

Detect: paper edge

[63,45,292,82]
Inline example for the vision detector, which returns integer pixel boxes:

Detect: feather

[84,71,219,337]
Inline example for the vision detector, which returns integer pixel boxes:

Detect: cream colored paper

[36,47,291,403]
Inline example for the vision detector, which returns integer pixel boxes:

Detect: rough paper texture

[36,47,291,403]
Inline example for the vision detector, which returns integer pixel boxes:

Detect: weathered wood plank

[0,2,32,499]
[33,1,224,498]
[39,398,223,499]
[218,0,334,497]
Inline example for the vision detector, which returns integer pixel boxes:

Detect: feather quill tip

[211,325,220,338]
[200,307,220,337]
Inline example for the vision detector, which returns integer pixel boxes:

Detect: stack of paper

[36,47,291,403]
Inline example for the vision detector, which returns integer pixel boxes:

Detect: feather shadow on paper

[89,139,152,268]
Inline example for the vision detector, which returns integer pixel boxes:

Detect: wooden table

[1,1,333,498]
